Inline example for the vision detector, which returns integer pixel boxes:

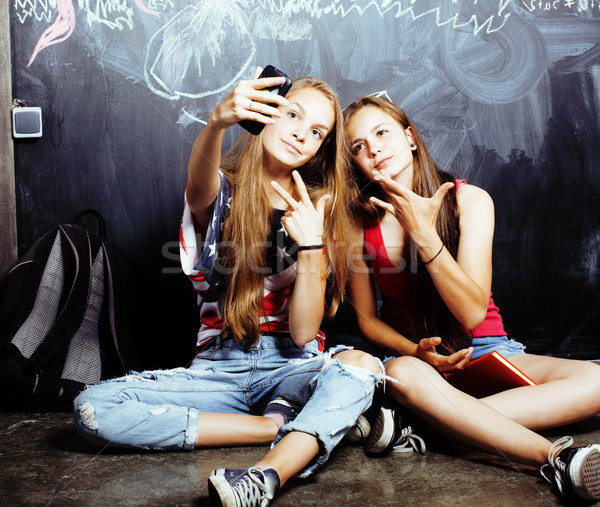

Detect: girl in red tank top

[341,94,600,502]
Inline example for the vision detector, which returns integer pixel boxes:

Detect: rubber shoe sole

[207,471,234,507]
[346,414,371,442]
[364,407,395,454]
[570,446,600,500]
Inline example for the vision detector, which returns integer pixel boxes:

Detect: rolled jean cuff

[183,407,200,450]
[274,361,379,478]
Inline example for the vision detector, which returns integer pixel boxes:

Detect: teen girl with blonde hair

[73,71,381,507]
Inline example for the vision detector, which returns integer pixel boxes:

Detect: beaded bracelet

[297,243,326,251]
[423,244,444,264]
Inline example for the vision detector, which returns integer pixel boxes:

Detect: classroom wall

[9,1,600,363]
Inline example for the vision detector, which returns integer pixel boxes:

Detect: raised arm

[371,172,493,330]
[271,172,330,346]
[186,68,289,233]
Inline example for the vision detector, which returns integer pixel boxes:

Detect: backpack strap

[25,225,101,372]
[101,240,141,375]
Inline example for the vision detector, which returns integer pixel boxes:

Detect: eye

[377,129,388,137]
[352,143,364,155]
[288,110,299,120]
[311,129,322,139]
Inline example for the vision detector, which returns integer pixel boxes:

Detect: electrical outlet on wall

[12,107,42,138]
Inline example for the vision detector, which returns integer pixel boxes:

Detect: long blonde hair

[219,77,354,346]
[344,95,470,354]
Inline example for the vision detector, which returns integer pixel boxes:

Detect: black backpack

[0,211,142,411]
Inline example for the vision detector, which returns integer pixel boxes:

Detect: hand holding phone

[238,65,292,135]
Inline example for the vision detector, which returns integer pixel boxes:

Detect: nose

[291,128,306,143]
[369,142,381,157]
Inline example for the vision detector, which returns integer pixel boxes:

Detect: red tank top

[363,180,506,339]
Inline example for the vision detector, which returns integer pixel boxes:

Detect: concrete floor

[2,411,600,506]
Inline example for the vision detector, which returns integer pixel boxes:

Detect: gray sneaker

[346,391,384,443]
[364,406,426,455]
[541,436,600,501]
[208,467,280,507]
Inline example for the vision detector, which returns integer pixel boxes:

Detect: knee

[73,380,123,437]
[581,361,600,395]
[385,356,437,387]
[335,349,381,376]
[73,386,102,433]
[586,360,600,379]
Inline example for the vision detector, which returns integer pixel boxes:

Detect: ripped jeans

[73,335,379,476]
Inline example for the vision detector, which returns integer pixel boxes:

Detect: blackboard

[10,1,600,363]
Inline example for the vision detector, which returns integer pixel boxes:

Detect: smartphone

[238,65,293,135]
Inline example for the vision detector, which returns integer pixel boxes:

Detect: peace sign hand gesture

[370,170,454,247]
[271,171,330,247]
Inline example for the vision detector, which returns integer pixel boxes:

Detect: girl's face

[346,106,415,182]
[262,87,335,173]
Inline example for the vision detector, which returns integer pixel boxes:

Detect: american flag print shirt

[180,172,326,351]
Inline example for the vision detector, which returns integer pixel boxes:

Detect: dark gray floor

[2,410,600,506]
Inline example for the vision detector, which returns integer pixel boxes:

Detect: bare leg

[255,432,320,485]
[386,356,550,467]
[480,354,600,430]
[195,413,278,447]
[252,349,380,483]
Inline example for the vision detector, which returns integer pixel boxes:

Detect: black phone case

[238,65,292,135]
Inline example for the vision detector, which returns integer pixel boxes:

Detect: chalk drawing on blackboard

[25,0,75,67]
[144,4,257,101]
[16,1,516,94]
[12,0,600,125]
[369,91,393,102]
[181,108,207,125]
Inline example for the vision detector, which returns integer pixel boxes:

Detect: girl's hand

[208,67,289,131]
[370,171,454,247]
[416,336,473,373]
[271,171,329,246]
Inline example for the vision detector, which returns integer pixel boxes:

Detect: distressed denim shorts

[470,336,526,361]
[381,335,526,364]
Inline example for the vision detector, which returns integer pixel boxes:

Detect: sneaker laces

[540,436,573,496]
[232,467,271,507]
[391,426,427,455]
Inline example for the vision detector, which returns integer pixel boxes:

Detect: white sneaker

[541,436,600,501]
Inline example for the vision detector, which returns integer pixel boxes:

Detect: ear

[405,127,416,151]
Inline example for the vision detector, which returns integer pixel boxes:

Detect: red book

[445,350,536,398]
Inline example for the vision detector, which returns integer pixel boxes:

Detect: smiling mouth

[282,140,301,155]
